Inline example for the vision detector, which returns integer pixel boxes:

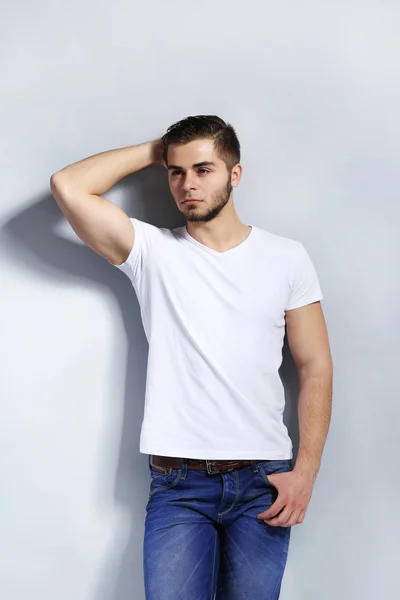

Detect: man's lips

[182,199,202,204]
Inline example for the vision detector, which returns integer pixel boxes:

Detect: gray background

[1,1,399,599]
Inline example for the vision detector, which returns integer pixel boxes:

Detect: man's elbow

[298,355,333,382]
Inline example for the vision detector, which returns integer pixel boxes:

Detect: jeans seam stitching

[210,527,218,600]
[149,469,182,497]
[259,463,271,486]
[217,470,240,517]
[270,530,291,599]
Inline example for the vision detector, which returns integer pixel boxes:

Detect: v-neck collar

[182,225,255,257]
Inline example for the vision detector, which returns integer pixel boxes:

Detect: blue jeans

[143,458,293,599]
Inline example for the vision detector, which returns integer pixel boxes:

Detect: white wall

[1,2,399,599]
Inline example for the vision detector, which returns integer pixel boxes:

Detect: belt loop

[206,460,220,475]
[251,460,259,473]
[181,457,188,478]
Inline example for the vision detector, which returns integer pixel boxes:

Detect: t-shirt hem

[285,292,323,311]
[140,445,293,460]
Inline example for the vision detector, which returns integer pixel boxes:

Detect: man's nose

[182,172,196,191]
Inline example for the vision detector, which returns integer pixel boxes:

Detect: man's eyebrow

[193,161,216,168]
[167,161,216,171]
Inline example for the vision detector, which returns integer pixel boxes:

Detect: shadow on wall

[1,164,299,600]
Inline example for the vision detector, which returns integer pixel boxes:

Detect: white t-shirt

[112,218,323,460]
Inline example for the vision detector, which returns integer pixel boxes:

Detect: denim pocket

[257,459,293,487]
[149,466,183,497]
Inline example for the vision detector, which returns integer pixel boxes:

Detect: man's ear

[231,163,242,187]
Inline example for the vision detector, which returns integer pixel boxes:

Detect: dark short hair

[161,115,241,170]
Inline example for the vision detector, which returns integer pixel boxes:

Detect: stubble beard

[184,179,233,223]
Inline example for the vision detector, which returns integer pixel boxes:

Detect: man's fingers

[257,498,285,521]
[265,507,296,527]
[297,510,306,524]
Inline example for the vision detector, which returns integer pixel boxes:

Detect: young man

[50,115,333,599]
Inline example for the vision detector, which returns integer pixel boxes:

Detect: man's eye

[199,169,209,174]
[171,170,181,176]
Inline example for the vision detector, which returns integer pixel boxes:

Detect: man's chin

[180,206,206,220]
[186,214,206,223]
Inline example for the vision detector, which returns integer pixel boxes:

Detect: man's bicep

[50,176,135,265]
[285,302,332,376]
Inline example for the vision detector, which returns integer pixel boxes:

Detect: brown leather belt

[150,455,264,475]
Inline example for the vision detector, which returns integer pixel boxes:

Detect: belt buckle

[206,460,220,475]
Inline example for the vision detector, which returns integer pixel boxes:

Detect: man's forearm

[52,141,159,196]
[294,365,333,481]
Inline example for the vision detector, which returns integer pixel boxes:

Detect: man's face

[166,139,241,223]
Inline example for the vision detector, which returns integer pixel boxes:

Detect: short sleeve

[285,243,323,311]
[108,218,156,286]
